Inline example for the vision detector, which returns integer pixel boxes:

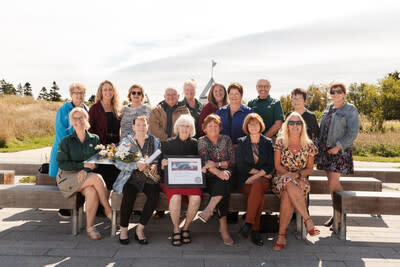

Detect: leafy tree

[23,82,33,96]
[88,94,96,104]
[388,70,400,80]
[279,94,293,115]
[48,81,62,101]
[38,87,49,100]
[379,76,400,121]
[16,83,23,95]
[306,84,329,112]
[0,79,16,95]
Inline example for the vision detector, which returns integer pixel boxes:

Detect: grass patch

[0,136,53,152]
[353,155,400,163]
[19,176,36,183]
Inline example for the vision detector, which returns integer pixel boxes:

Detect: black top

[106,112,119,144]
[161,101,179,138]
[286,109,320,142]
[236,135,274,187]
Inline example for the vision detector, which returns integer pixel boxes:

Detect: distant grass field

[1,95,400,163]
[0,95,61,151]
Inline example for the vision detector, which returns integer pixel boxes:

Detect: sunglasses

[131,91,142,96]
[330,89,344,95]
[288,120,303,126]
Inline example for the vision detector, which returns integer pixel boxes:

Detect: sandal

[181,230,191,244]
[323,216,334,227]
[86,226,101,240]
[198,211,211,223]
[220,230,234,246]
[273,233,286,251]
[171,232,182,246]
[304,217,320,236]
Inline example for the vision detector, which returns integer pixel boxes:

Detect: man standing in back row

[248,79,284,141]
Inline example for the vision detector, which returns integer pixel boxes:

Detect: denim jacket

[320,102,359,150]
[112,134,161,194]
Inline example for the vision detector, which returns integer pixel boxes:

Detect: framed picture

[164,155,205,188]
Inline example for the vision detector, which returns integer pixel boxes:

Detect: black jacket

[236,134,274,187]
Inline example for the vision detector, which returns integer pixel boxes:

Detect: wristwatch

[218,162,222,168]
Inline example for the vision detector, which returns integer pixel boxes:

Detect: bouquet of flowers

[95,142,141,163]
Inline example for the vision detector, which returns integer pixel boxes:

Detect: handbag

[38,163,49,174]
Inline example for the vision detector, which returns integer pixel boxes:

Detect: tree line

[0,80,62,102]
[280,71,400,131]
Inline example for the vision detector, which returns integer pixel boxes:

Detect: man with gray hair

[149,87,190,142]
[248,79,284,140]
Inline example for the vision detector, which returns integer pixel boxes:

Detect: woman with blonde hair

[89,80,122,211]
[272,112,319,251]
[56,107,112,240]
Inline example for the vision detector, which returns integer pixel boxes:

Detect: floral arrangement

[95,142,141,163]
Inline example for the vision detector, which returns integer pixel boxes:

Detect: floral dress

[272,138,317,198]
[316,107,354,174]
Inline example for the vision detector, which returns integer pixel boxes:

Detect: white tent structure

[199,60,217,104]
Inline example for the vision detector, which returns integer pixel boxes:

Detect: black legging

[120,183,160,227]
[206,175,230,218]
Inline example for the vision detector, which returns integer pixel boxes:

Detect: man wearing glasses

[248,79,284,142]
[149,87,190,142]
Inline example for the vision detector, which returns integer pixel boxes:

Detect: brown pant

[240,178,270,231]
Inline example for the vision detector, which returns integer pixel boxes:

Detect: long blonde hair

[279,112,312,148]
[96,80,122,118]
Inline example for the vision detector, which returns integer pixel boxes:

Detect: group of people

[48,78,359,250]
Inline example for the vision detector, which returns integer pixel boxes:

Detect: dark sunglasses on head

[288,120,303,126]
[330,89,344,95]
[131,91,142,96]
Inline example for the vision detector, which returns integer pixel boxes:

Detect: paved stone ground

[0,188,400,266]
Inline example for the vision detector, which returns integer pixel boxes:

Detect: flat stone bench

[0,185,84,235]
[309,176,382,194]
[312,168,400,183]
[110,176,382,237]
[332,191,400,240]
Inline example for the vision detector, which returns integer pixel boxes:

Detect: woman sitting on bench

[197,114,235,246]
[272,112,319,251]
[57,107,112,240]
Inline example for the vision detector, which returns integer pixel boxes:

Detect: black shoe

[251,231,264,246]
[58,209,71,219]
[133,210,142,216]
[119,237,129,245]
[238,223,252,238]
[135,233,148,245]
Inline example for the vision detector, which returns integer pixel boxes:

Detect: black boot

[251,231,264,246]
[238,223,252,238]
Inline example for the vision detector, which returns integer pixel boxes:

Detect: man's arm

[264,120,282,138]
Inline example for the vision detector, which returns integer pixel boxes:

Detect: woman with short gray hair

[160,114,202,246]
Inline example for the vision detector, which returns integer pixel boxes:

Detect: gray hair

[173,114,196,137]
[69,107,90,130]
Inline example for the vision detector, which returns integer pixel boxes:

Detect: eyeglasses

[71,116,85,121]
[72,92,85,96]
[288,120,303,126]
[330,89,344,95]
[291,97,304,101]
[131,91,142,96]
[179,125,192,128]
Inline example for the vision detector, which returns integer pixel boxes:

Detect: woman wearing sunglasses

[316,82,359,230]
[120,84,152,139]
[272,112,319,251]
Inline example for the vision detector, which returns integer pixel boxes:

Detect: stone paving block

[132,258,204,267]
[0,240,78,249]
[344,259,398,267]
[274,259,346,267]
[115,247,182,258]
[0,255,65,267]
[0,230,71,241]
[205,258,252,267]
[316,252,384,261]
[0,247,49,256]
[47,247,118,258]
[183,249,249,260]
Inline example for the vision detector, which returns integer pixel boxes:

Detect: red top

[88,102,121,145]
[198,103,218,137]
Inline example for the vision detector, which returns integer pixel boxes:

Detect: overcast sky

[1,0,400,104]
